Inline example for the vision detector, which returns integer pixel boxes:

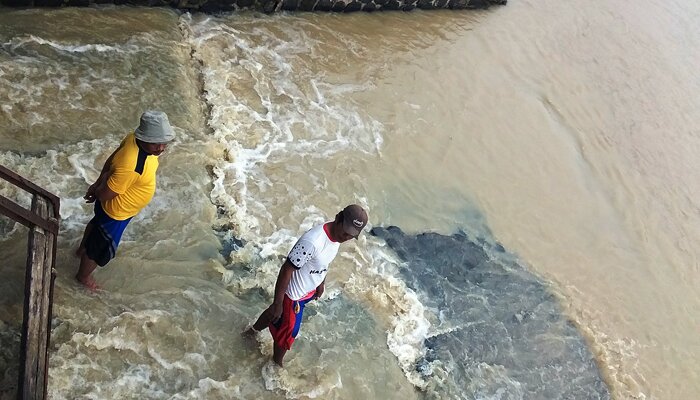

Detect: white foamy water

[184,13,435,396]
[0,2,699,399]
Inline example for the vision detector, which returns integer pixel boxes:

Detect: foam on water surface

[0,7,637,400]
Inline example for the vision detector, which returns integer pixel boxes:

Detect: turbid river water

[0,1,698,399]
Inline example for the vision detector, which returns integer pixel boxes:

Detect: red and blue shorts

[268,291,315,351]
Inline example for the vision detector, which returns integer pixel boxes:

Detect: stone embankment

[0,0,505,13]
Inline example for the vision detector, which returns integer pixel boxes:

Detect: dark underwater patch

[371,226,610,400]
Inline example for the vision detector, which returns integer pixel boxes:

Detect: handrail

[0,195,59,234]
[0,164,59,400]
[0,165,60,218]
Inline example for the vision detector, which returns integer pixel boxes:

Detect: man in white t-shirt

[245,204,368,367]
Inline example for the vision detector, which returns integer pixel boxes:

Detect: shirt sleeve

[107,167,138,195]
[106,148,138,195]
[288,239,316,269]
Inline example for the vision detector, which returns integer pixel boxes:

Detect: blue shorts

[84,201,132,267]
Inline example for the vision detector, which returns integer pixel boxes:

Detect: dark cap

[341,204,368,238]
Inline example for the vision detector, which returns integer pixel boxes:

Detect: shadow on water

[0,226,28,400]
[371,226,611,400]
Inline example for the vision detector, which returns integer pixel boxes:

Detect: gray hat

[341,204,368,238]
[134,110,175,143]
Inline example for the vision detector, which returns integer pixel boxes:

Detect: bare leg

[272,343,287,367]
[76,253,99,290]
[75,222,93,258]
[243,307,270,343]
[253,306,275,331]
[244,305,275,336]
[244,305,289,366]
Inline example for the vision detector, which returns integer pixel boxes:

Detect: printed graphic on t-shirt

[289,240,314,269]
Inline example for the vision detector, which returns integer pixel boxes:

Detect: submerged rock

[371,226,610,400]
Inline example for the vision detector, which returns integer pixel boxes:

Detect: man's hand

[314,282,325,300]
[84,183,98,203]
[269,260,295,323]
[271,301,284,323]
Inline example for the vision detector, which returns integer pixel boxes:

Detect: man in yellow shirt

[75,111,175,289]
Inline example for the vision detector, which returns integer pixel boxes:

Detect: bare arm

[84,148,120,203]
[271,260,296,322]
[94,181,119,202]
[314,280,325,300]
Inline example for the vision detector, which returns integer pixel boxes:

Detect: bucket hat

[134,110,175,143]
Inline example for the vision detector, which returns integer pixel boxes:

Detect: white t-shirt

[286,223,340,301]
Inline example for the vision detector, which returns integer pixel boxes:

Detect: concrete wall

[0,0,506,13]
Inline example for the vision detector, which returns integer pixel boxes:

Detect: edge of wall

[0,0,506,13]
